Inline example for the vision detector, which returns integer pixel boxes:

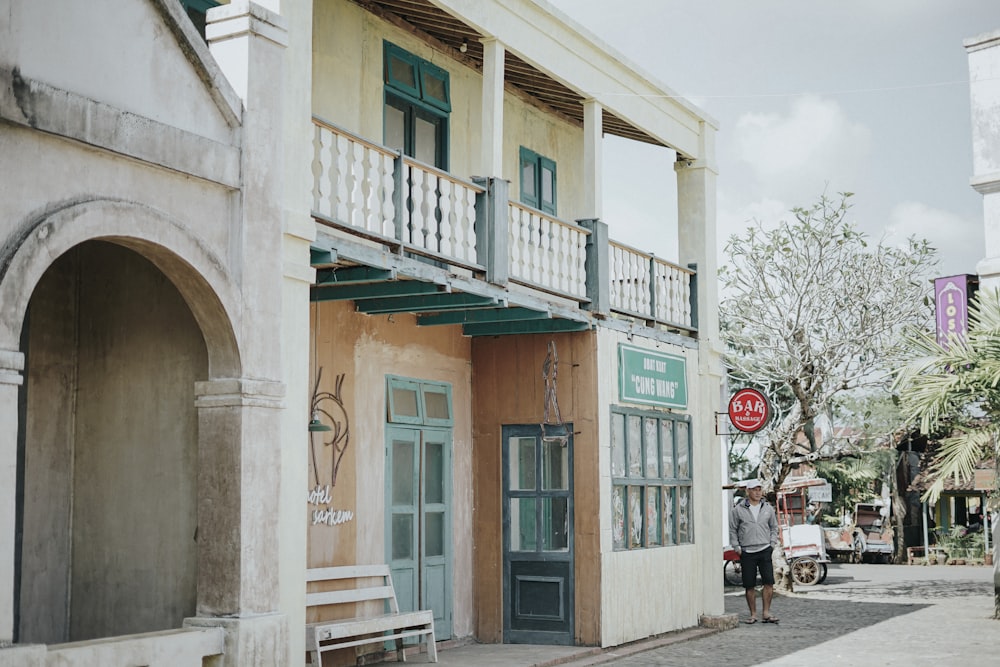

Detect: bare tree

[722,193,936,487]
[721,193,936,586]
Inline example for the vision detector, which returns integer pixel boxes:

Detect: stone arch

[0,198,242,378]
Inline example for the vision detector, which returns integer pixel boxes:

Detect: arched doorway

[16,240,207,642]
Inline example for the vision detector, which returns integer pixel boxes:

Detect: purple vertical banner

[934,275,976,348]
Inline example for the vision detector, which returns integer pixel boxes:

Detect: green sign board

[618,344,688,409]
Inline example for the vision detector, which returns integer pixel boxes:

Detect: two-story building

[1,1,724,665]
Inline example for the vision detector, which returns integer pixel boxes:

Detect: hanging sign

[618,344,687,409]
[934,274,978,348]
[728,388,769,433]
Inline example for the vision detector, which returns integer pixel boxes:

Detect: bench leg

[396,637,406,663]
[425,628,437,663]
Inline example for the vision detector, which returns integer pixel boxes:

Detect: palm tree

[893,288,1000,619]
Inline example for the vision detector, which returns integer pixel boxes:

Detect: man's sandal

[743,617,758,624]
[762,616,779,624]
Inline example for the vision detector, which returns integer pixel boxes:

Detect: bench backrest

[306,564,400,615]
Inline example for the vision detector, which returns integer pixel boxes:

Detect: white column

[480,37,505,177]
[676,123,719,346]
[583,99,603,220]
[966,30,1000,289]
[0,349,24,644]
[676,124,724,615]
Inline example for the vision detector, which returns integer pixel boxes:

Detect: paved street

[583,563,999,667]
[434,563,998,667]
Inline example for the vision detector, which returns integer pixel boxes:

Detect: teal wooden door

[503,425,574,644]
[386,425,453,639]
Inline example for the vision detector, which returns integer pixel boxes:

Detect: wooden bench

[306,564,437,666]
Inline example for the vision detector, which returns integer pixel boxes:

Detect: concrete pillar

[676,124,719,348]
[0,349,24,645]
[199,5,291,665]
[207,1,288,383]
[188,378,286,666]
[583,100,603,219]
[675,124,725,616]
[480,37,505,177]
[966,29,1000,290]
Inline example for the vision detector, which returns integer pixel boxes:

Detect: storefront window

[610,406,693,550]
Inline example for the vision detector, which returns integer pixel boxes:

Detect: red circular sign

[728,388,770,433]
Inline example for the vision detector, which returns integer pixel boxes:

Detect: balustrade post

[579,218,609,315]
[688,262,699,331]
[648,255,658,322]
[474,176,509,286]
[392,152,405,250]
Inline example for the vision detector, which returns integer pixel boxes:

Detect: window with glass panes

[384,41,451,170]
[610,407,693,550]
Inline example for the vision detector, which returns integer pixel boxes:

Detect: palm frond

[921,428,995,504]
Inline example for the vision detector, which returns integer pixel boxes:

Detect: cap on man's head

[745,479,762,489]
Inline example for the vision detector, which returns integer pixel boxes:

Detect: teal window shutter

[519,147,539,210]
[519,147,557,215]
[539,156,557,215]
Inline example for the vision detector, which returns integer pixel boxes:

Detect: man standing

[729,479,780,624]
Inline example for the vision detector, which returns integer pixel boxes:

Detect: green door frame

[385,424,453,639]
[502,424,574,645]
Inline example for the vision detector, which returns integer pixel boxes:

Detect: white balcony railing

[508,202,588,299]
[402,157,479,265]
[312,118,481,268]
[313,119,396,238]
[609,241,693,330]
[310,117,696,333]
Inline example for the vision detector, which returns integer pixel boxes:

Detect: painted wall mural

[308,368,354,527]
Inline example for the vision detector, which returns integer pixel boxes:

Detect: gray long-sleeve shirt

[729,499,779,551]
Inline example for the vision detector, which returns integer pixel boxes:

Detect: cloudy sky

[547,0,999,278]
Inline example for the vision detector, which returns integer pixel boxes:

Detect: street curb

[531,625,729,667]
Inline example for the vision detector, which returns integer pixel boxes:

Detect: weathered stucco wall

[470,332,600,645]
[311,0,587,220]
[307,300,475,644]
[1,2,296,663]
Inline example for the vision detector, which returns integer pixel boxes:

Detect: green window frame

[387,375,453,427]
[610,406,693,551]
[384,42,451,112]
[519,147,557,215]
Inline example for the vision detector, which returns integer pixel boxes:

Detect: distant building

[966,28,1000,290]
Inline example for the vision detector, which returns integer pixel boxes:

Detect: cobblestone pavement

[589,564,998,666]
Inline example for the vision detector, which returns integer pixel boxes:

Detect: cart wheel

[817,563,828,584]
[724,560,743,586]
[791,556,822,586]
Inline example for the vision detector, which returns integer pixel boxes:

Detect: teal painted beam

[310,246,338,267]
[417,307,549,326]
[311,281,440,302]
[462,318,592,337]
[358,293,498,314]
[315,267,395,285]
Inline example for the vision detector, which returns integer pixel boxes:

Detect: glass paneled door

[503,425,574,644]
[386,425,452,639]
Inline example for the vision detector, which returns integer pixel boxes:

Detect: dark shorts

[740,546,775,588]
